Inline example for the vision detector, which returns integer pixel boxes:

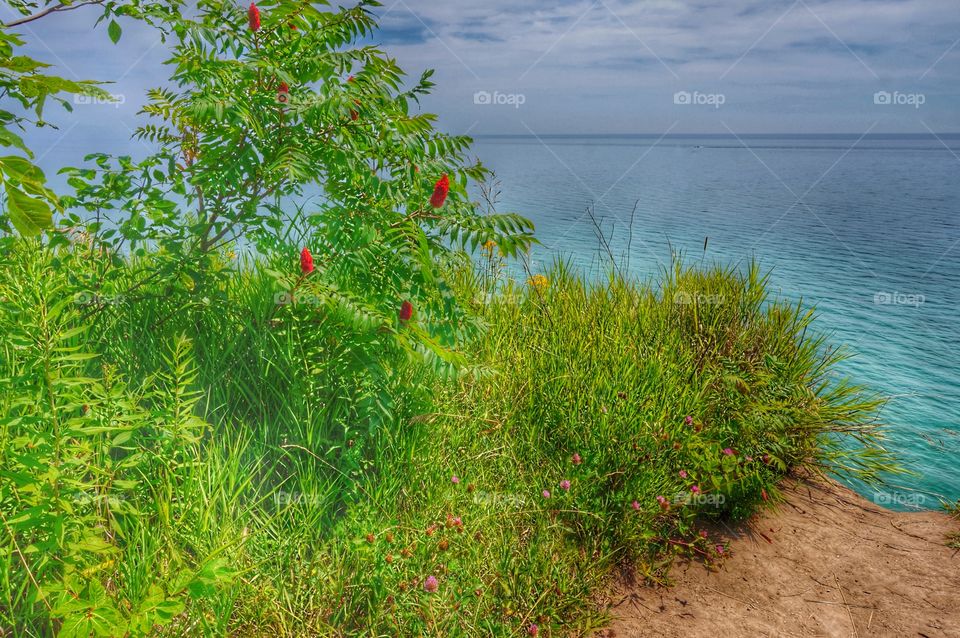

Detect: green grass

[0,240,897,636]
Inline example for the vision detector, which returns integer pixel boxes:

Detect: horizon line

[469,132,960,138]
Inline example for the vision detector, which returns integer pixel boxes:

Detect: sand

[601,478,959,638]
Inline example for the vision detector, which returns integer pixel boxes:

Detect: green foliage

[0,240,897,635]
[0,0,185,236]
[946,500,960,549]
[0,243,235,635]
[56,0,534,377]
[0,1,898,636]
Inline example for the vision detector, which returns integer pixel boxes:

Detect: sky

[4,0,959,172]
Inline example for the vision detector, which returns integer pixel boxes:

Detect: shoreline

[602,478,959,637]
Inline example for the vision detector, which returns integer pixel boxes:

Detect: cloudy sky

[4,0,959,171]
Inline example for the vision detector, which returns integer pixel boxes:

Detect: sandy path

[601,478,959,638]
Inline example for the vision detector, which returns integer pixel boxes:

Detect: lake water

[471,134,960,511]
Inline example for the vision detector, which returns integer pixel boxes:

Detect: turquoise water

[471,134,960,511]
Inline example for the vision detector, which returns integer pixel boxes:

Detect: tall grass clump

[0,239,899,635]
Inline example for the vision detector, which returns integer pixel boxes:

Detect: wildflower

[423,575,439,593]
[248,3,261,31]
[482,240,497,254]
[745,455,754,462]
[438,539,449,551]
[430,174,450,208]
[365,533,375,544]
[528,274,549,290]
[723,448,735,456]
[451,517,463,528]
[300,247,314,274]
[385,554,393,564]
[656,495,669,511]
[715,544,725,555]
[528,624,539,637]
[679,470,688,479]
[467,483,476,493]
[542,490,551,499]
[386,532,394,543]
[399,300,413,323]
[451,475,460,485]
[685,415,693,426]
[572,453,582,465]
[762,453,771,465]
[691,485,701,494]
[631,500,641,511]
[699,530,708,538]
[560,480,571,491]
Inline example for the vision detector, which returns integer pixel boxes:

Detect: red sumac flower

[399,300,413,323]
[300,248,314,274]
[430,174,450,208]
[248,3,261,32]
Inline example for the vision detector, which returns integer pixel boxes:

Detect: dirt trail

[601,478,959,637]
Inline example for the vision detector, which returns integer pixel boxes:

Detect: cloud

[5,0,958,171]
[376,0,960,133]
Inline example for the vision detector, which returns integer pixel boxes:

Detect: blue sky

[4,0,959,173]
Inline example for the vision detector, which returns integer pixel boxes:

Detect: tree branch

[3,0,106,28]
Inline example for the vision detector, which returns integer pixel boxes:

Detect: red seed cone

[399,300,413,323]
[248,3,261,32]
[300,247,314,274]
[430,174,450,208]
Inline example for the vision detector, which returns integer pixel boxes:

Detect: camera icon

[673,291,693,305]
[674,91,692,105]
[274,292,294,306]
[873,91,892,105]
[873,292,893,305]
[277,91,290,105]
[473,90,492,105]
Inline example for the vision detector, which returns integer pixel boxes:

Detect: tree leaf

[108,20,122,44]
[4,183,52,236]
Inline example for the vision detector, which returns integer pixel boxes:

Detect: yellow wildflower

[528,274,549,290]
